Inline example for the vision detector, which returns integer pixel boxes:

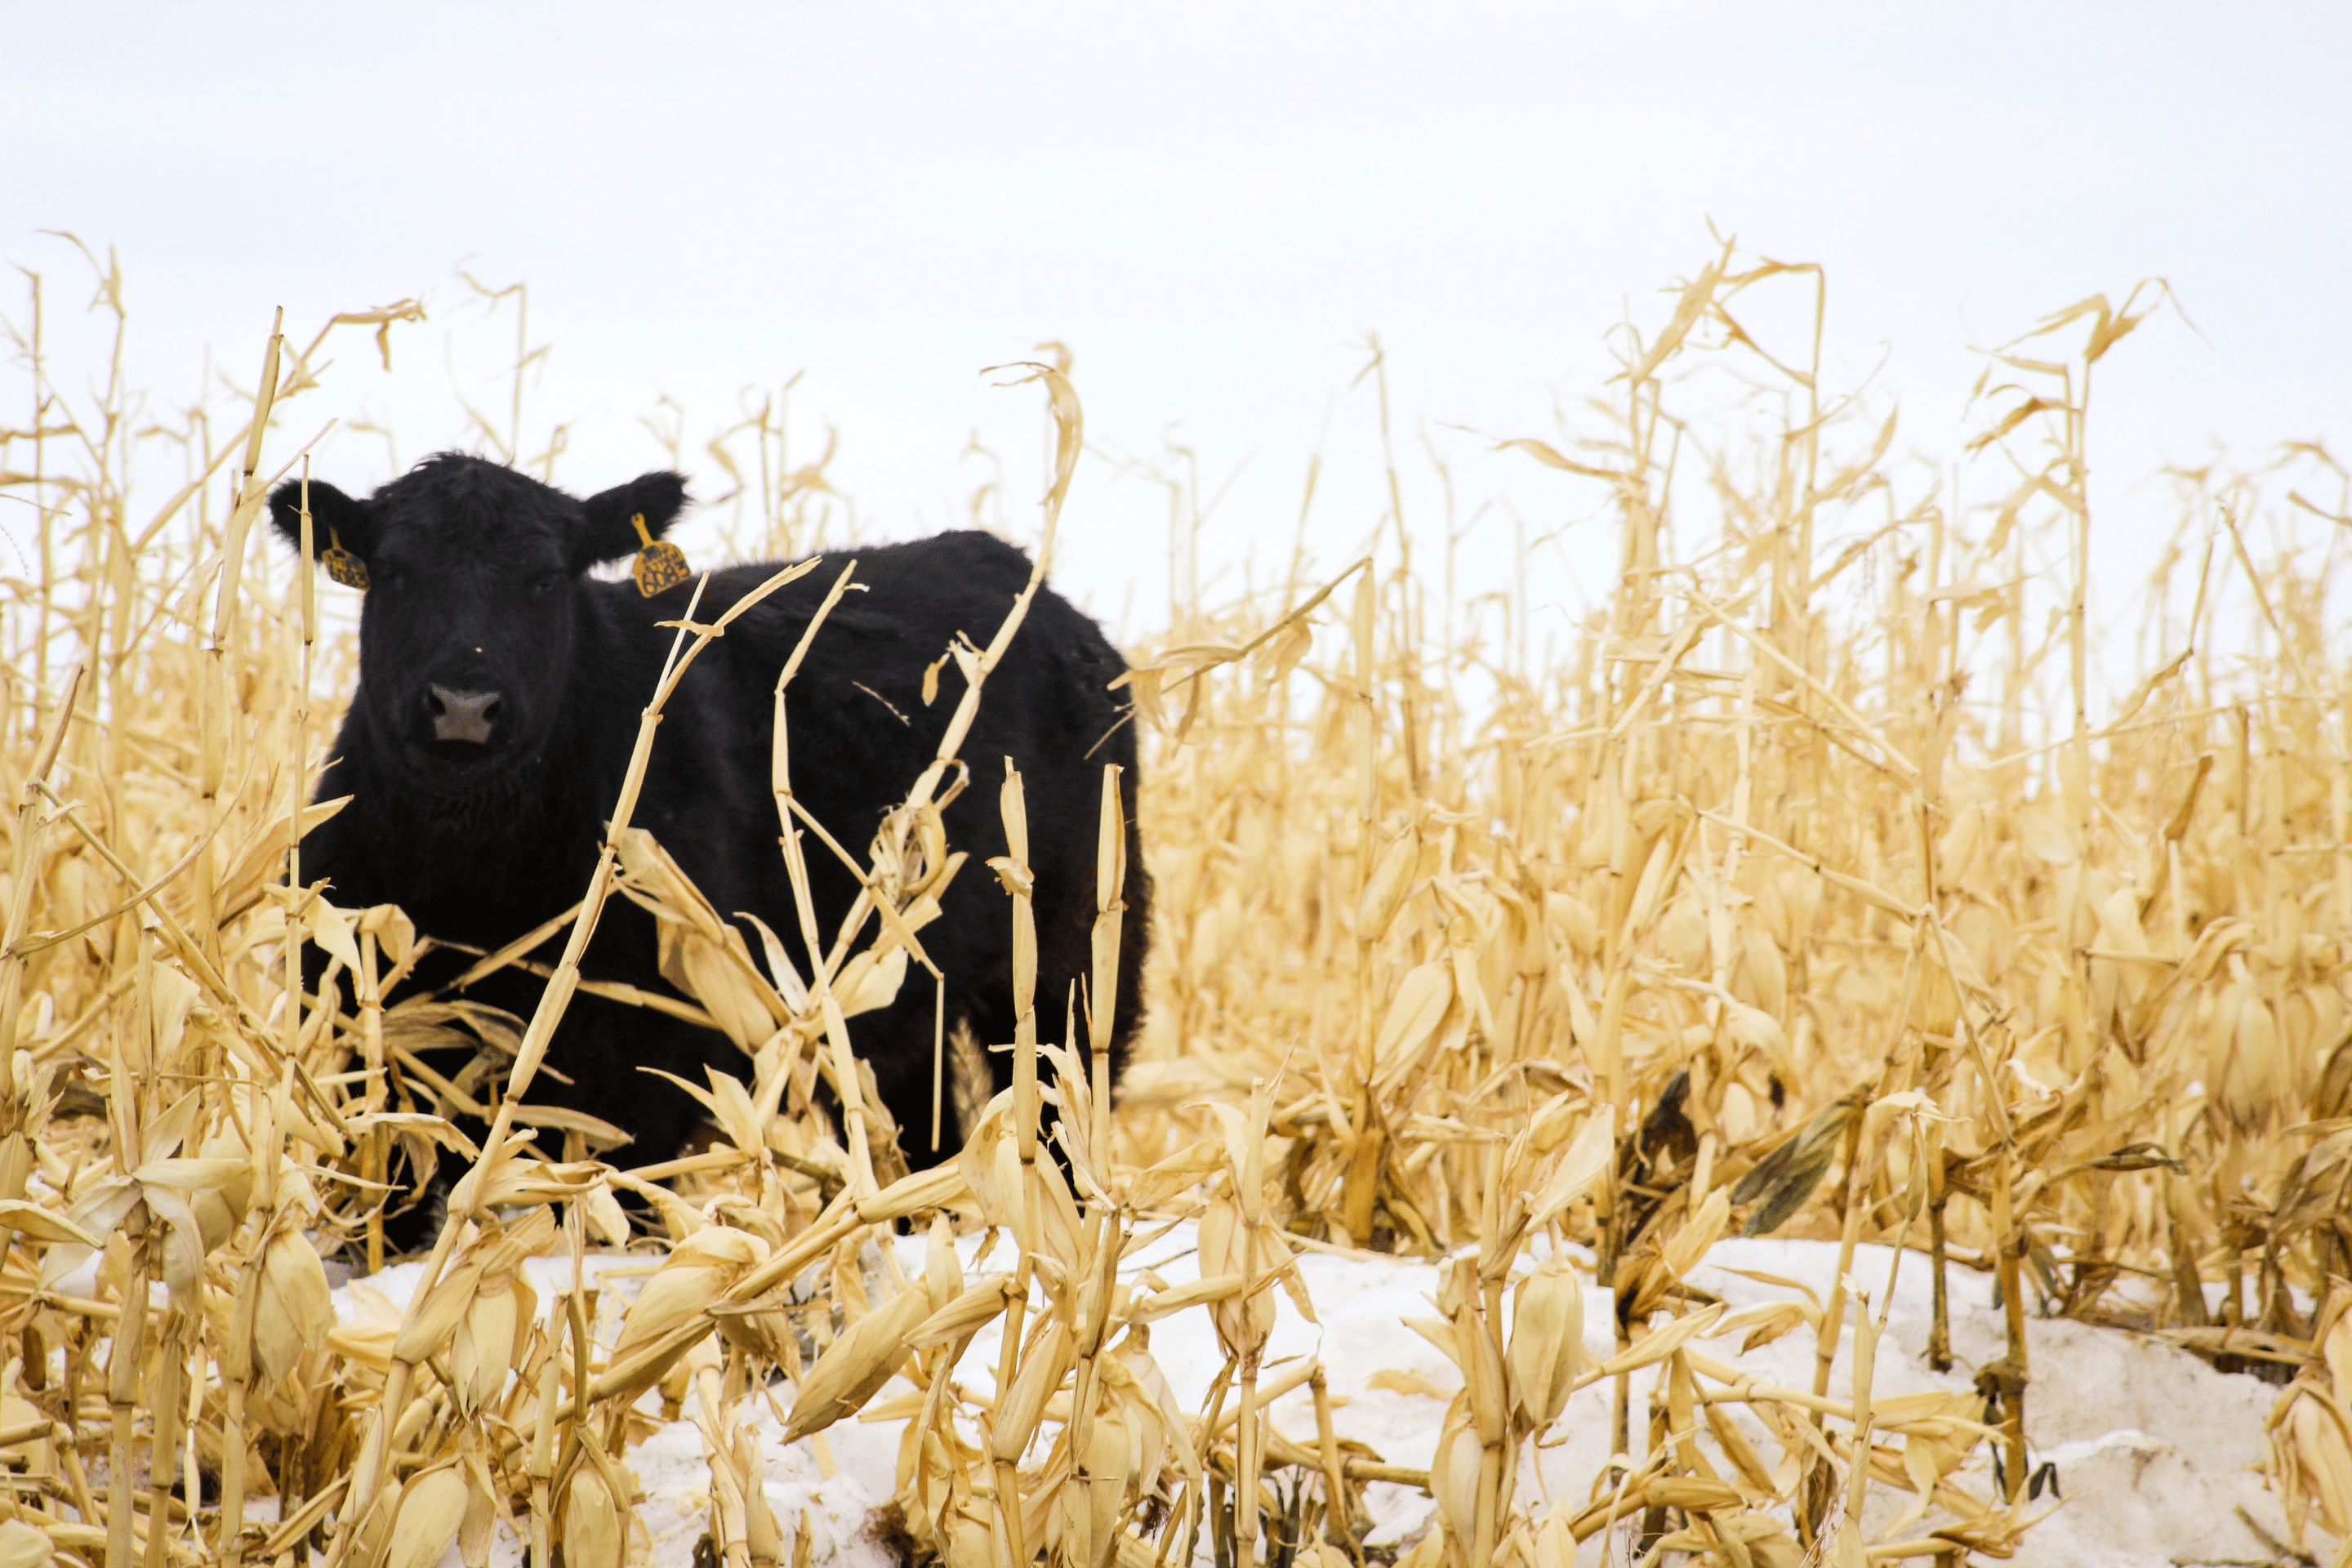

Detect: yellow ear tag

[321,528,370,590]
[630,511,690,597]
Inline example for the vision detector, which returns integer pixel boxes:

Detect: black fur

[271,453,1148,1222]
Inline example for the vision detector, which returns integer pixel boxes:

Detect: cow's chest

[397,831,595,940]
[348,773,595,930]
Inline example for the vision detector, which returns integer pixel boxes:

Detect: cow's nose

[427,684,503,744]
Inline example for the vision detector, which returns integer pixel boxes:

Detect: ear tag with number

[630,511,690,597]
[321,527,370,590]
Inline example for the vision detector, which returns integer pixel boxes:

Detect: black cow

[270,452,1147,1227]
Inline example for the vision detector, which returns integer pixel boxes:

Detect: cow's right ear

[269,479,375,565]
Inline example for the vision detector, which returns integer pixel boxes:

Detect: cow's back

[638,528,1149,1156]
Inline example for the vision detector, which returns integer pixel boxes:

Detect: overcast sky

[7,2,2349,656]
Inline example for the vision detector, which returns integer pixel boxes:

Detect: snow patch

[339,1230,2309,1568]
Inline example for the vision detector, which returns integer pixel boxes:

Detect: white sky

[7,2,2350,666]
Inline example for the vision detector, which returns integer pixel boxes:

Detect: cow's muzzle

[427,684,503,744]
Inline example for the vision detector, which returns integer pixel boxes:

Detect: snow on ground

[338,1228,2306,1568]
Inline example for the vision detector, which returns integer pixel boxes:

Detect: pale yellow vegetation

[2,236,2350,1568]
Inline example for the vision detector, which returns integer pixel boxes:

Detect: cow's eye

[533,572,562,595]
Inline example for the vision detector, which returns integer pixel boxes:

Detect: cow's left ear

[577,471,689,571]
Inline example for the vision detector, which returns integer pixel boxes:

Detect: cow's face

[270,454,687,785]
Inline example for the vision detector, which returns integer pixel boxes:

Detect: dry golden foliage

[1,235,2350,1568]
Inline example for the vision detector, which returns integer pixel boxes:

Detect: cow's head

[270,453,688,784]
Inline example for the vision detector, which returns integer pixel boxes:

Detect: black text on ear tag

[630,511,690,597]
[321,528,370,590]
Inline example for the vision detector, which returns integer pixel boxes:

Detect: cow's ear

[269,479,374,563]
[577,470,689,570]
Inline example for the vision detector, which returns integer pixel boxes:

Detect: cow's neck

[363,711,615,931]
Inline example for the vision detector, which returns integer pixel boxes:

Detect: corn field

[2,235,2351,1568]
